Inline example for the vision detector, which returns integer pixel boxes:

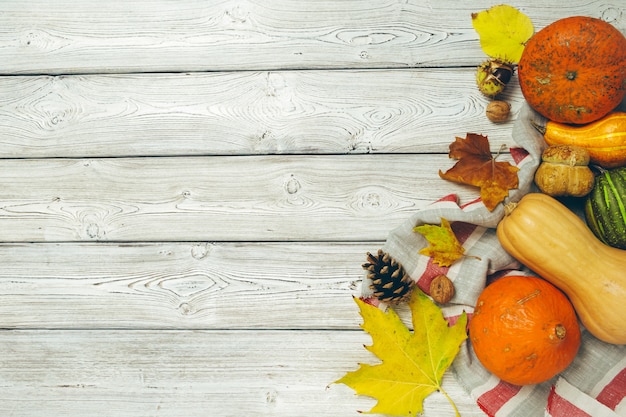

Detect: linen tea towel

[360,103,626,416]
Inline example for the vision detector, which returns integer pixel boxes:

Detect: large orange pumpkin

[469,275,580,386]
[518,16,626,125]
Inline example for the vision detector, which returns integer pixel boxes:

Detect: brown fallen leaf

[439,133,519,211]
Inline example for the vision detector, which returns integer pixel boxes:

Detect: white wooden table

[0,1,622,416]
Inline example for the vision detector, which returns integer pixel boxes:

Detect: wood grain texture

[0,242,375,329]
[0,69,523,158]
[0,154,498,242]
[0,0,623,74]
[2,2,618,416]
[0,330,484,417]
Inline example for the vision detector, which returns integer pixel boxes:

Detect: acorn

[476,59,514,97]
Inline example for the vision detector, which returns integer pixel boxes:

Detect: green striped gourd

[585,167,626,249]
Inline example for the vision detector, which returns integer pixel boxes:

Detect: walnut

[486,100,511,123]
[430,274,455,304]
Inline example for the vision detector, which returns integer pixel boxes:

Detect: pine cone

[362,249,414,304]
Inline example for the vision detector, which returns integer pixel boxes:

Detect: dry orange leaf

[439,133,519,211]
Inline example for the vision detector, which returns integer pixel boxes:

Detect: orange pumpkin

[469,275,581,386]
[518,16,626,125]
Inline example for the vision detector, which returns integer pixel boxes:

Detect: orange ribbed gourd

[518,16,626,124]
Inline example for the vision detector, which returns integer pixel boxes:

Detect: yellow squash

[496,193,626,344]
[532,112,626,168]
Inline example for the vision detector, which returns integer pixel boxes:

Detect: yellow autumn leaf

[472,4,534,63]
[336,290,468,416]
[414,218,465,267]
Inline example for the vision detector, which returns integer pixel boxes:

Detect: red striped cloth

[595,364,626,412]
[360,103,626,416]
[363,200,626,416]
[547,377,624,417]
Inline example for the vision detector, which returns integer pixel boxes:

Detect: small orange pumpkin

[518,16,626,124]
[469,275,581,385]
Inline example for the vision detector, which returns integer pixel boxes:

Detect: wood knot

[191,244,211,260]
[178,302,195,315]
[284,175,301,195]
[85,222,106,240]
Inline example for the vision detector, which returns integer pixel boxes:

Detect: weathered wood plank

[0,330,484,417]
[0,154,498,242]
[1,0,623,74]
[0,69,523,158]
[0,242,375,330]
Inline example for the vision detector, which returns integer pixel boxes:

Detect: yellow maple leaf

[413,218,465,267]
[471,4,534,63]
[336,290,468,417]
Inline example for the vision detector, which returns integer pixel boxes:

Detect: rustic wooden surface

[0,1,623,416]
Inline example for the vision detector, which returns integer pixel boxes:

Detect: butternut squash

[531,112,626,168]
[496,192,626,344]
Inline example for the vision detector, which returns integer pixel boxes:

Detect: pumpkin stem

[555,324,567,340]
[590,164,607,175]
[503,201,518,216]
[530,119,547,135]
